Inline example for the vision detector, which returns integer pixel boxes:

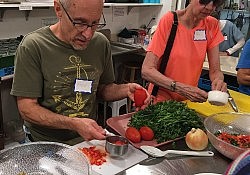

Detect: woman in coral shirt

[142,0,227,103]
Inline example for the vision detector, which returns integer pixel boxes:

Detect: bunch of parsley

[128,100,204,143]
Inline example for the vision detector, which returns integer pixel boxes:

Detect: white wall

[0,0,174,39]
[0,8,56,39]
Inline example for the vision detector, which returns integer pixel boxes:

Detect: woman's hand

[177,83,208,102]
[211,78,227,92]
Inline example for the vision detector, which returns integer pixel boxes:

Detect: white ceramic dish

[208,90,229,106]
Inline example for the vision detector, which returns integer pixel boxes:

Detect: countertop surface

[1,127,233,175]
[75,134,232,175]
[116,138,231,175]
[106,121,232,175]
[0,130,233,175]
[203,56,239,76]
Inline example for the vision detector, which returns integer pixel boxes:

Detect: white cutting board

[74,140,148,175]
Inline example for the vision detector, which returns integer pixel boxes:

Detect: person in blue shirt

[236,39,250,95]
[211,12,245,57]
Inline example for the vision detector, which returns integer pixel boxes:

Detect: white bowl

[208,90,229,106]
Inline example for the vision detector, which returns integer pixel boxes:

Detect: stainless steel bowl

[204,112,250,160]
[105,135,128,157]
[0,141,91,175]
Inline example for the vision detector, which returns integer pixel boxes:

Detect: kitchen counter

[104,123,232,175]
[110,44,239,74]
[73,131,231,175]
[203,56,239,76]
[110,42,143,56]
[119,139,231,175]
[0,133,232,175]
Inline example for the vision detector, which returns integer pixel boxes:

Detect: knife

[227,90,239,112]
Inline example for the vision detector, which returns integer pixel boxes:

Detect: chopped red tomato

[79,146,107,166]
[114,140,125,146]
[216,132,250,148]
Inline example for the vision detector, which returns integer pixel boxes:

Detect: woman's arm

[207,45,227,91]
[141,52,207,102]
[141,52,174,91]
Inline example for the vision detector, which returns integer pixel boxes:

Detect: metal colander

[204,112,250,160]
[0,142,90,175]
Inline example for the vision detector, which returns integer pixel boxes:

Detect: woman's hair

[210,11,220,20]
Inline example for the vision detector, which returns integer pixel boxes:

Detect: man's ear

[54,1,63,18]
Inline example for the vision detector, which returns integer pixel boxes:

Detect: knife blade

[227,90,239,112]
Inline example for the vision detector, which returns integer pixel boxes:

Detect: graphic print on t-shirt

[51,55,98,118]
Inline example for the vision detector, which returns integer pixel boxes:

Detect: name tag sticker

[19,5,33,11]
[74,79,92,93]
[224,35,228,41]
[194,30,206,41]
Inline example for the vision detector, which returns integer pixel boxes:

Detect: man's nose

[81,27,94,40]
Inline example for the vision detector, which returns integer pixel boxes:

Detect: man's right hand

[74,118,106,141]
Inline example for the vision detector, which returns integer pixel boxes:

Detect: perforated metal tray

[0,141,91,175]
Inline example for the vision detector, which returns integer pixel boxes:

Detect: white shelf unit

[105,3,163,14]
[0,2,163,20]
[104,3,162,6]
[0,2,162,8]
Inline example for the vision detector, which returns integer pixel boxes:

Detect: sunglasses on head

[199,0,224,7]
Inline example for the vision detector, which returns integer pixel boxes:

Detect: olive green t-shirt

[11,26,115,145]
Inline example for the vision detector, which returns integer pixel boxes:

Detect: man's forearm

[97,83,129,101]
[17,97,78,130]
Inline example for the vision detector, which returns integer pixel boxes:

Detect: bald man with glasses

[11,0,150,145]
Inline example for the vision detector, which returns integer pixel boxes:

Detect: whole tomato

[134,89,147,107]
[139,126,154,141]
[125,127,141,143]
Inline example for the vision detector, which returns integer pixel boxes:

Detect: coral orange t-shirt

[147,12,224,102]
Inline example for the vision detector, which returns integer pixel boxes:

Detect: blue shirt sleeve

[237,39,250,69]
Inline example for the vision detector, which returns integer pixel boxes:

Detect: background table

[203,56,239,76]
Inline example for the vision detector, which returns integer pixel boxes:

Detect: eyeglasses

[59,0,106,31]
[199,0,223,7]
